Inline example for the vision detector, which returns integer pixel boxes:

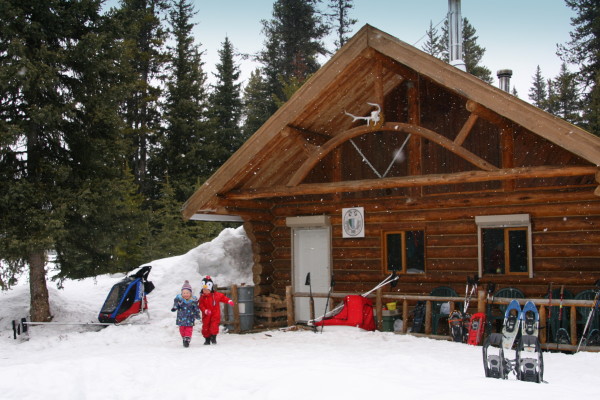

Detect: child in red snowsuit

[199,276,234,345]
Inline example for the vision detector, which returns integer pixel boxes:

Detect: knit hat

[201,276,214,292]
[181,280,192,293]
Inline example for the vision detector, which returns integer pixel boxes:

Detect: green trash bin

[381,310,402,332]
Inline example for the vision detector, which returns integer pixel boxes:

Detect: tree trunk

[29,251,52,322]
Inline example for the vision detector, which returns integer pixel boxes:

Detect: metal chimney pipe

[497,69,513,92]
[448,0,466,71]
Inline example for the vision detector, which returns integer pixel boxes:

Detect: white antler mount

[344,103,383,127]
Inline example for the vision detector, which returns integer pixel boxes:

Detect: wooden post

[376,288,383,331]
[570,305,577,346]
[425,300,432,334]
[221,287,230,325]
[539,305,547,344]
[286,286,294,327]
[231,284,240,333]
[402,299,409,333]
[477,289,486,314]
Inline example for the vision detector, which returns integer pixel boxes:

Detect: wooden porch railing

[289,287,600,352]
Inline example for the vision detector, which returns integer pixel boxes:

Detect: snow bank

[1,226,599,400]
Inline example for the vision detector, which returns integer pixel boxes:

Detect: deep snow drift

[1,226,599,400]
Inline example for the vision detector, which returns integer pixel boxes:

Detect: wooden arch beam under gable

[286,122,499,187]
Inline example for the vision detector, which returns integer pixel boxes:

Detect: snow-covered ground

[1,226,599,400]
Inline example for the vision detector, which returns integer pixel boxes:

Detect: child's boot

[204,336,211,345]
[183,337,190,348]
[210,335,217,344]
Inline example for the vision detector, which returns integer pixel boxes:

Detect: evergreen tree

[462,19,493,83]
[0,0,128,320]
[546,78,558,116]
[206,36,244,172]
[326,0,357,49]
[559,0,600,89]
[146,179,220,260]
[422,20,444,58]
[547,63,582,125]
[584,75,600,136]
[152,0,208,202]
[529,66,548,109]
[242,68,273,137]
[54,8,153,282]
[559,0,600,135]
[55,170,151,281]
[113,0,168,195]
[441,18,493,83]
[258,0,329,113]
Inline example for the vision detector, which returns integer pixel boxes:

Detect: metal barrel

[226,285,254,332]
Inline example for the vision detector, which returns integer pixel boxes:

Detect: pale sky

[191,0,576,101]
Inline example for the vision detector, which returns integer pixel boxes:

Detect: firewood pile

[254,294,287,328]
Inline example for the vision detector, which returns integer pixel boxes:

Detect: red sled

[467,312,487,345]
[313,295,376,331]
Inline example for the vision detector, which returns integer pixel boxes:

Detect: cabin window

[475,214,532,278]
[383,230,425,274]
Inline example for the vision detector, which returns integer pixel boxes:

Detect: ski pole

[463,276,470,313]
[485,282,496,335]
[305,273,315,322]
[390,270,399,288]
[546,282,553,343]
[360,273,399,298]
[469,276,479,312]
[557,284,565,349]
[463,276,478,342]
[558,285,565,324]
[464,276,477,314]
[577,281,600,352]
[321,274,335,333]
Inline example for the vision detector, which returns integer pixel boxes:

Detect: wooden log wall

[249,186,600,300]
[242,219,275,296]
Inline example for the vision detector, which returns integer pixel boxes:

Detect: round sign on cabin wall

[342,207,364,238]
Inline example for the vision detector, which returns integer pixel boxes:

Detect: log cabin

[182,25,600,342]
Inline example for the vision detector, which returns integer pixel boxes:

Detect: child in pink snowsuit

[198,276,234,345]
[171,280,201,347]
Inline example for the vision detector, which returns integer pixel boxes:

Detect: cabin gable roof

[183,24,600,220]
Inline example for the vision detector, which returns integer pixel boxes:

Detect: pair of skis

[554,284,571,345]
[483,300,544,383]
[11,318,126,340]
[448,275,478,343]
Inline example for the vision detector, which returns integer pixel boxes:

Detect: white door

[292,227,331,322]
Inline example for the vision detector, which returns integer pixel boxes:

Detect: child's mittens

[228,300,234,306]
[171,307,176,312]
[204,309,212,316]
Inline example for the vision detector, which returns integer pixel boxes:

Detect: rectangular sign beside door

[342,207,364,238]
